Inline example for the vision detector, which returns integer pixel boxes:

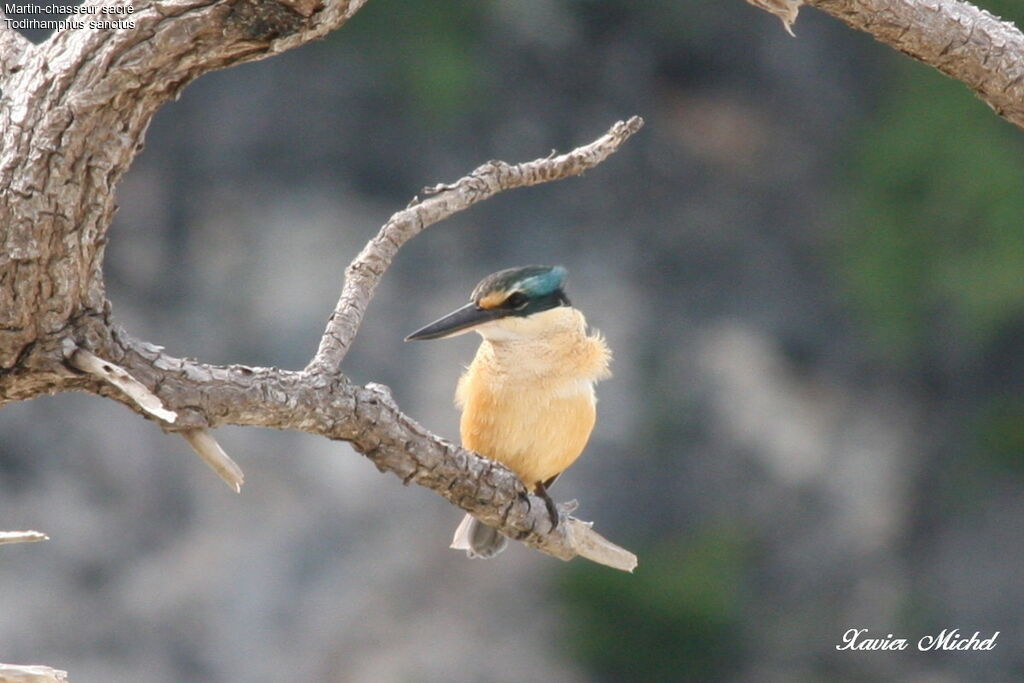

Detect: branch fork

[3,0,645,575]
[305,120,644,568]
[98,120,643,569]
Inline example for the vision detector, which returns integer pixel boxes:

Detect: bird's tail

[450,513,508,559]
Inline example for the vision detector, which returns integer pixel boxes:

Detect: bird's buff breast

[454,315,609,489]
[458,378,597,488]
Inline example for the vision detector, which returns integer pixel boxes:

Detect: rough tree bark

[746,0,1024,131]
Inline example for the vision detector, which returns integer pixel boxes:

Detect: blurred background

[2,0,1024,680]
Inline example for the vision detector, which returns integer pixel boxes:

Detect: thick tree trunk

[1,0,368,399]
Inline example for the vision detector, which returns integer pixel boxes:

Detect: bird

[406,265,611,558]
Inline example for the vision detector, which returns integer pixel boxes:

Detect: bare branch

[180,429,245,493]
[0,530,49,545]
[68,347,178,423]
[305,116,646,375]
[0,664,68,683]
[565,519,638,572]
[82,120,644,569]
[6,46,642,567]
[98,332,638,570]
[69,342,243,490]
[747,0,1024,131]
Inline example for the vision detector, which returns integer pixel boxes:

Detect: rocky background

[2,1,1023,681]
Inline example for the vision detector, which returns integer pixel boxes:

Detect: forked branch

[0,1,641,572]
[93,119,644,570]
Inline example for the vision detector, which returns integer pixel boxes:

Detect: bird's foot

[533,481,560,530]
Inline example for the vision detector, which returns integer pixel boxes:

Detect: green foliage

[838,64,1024,358]
[560,527,747,681]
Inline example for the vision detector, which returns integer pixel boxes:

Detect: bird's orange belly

[460,388,596,489]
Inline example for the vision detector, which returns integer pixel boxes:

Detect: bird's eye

[504,292,528,310]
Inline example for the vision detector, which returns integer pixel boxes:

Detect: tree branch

[0,530,49,545]
[0,663,68,683]
[67,346,178,423]
[81,119,644,570]
[746,0,804,35]
[2,0,641,576]
[180,428,245,492]
[305,115,646,374]
[102,333,639,569]
[746,0,1024,131]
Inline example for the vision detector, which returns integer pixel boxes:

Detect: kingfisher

[406,265,611,558]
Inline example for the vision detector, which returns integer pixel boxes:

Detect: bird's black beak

[405,302,501,341]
